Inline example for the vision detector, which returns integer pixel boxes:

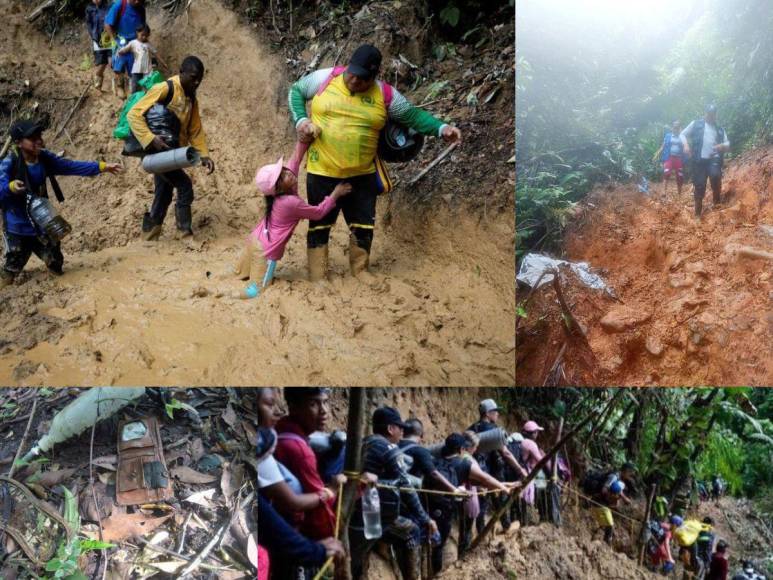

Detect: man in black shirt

[468,399,528,534]
[349,407,438,580]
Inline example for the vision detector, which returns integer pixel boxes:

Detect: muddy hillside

[0,0,515,386]
[517,146,773,386]
[318,388,773,580]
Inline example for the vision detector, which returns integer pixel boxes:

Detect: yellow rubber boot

[307,246,329,282]
[349,235,370,276]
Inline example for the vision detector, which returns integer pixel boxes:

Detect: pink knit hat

[255,157,284,196]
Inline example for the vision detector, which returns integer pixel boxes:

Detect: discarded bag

[516,252,613,295]
[116,416,174,505]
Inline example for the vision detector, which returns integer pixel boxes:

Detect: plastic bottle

[362,486,382,540]
[23,387,146,462]
[27,196,72,242]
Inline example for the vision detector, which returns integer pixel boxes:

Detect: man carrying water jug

[127,55,215,240]
[349,406,439,580]
[0,120,121,288]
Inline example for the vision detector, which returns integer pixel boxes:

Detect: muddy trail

[0,0,515,386]
[517,146,773,386]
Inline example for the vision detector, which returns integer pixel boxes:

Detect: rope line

[559,482,644,525]
[312,479,345,580]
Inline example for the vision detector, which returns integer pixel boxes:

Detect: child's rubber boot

[307,245,329,282]
[93,71,103,90]
[115,75,126,99]
[349,235,370,276]
[141,212,163,241]
[238,281,260,300]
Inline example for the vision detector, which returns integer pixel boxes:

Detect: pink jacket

[250,143,337,260]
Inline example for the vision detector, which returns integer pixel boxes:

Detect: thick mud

[0,0,515,386]
[518,147,773,386]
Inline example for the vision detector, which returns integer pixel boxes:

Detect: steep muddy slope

[0,0,515,386]
[517,147,773,386]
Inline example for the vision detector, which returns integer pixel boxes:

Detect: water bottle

[362,486,382,539]
[27,196,72,242]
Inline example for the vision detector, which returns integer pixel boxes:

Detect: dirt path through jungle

[518,147,773,386]
[0,0,515,386]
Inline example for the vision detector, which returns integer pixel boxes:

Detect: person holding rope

[468,399,528,534]
[257,426,345,580]
[349,406,438,580]
[272,388,345,580]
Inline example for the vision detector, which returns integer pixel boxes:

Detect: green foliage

[439,3,460,27]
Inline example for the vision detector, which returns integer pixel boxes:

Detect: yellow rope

[557,482,644,525]
[312,480,345,580]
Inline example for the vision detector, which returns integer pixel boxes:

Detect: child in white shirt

[117,24,168,94]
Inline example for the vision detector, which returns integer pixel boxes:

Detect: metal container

[27,196,72,242]
[142,146,200,174]
[428,427,508,457]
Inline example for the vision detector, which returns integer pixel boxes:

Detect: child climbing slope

[234,142,351,299]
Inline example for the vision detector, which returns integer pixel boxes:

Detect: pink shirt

[520,438,544,471]
[250,143,337,261]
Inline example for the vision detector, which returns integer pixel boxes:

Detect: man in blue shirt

[104,0,146,98]
[0,120,121,287]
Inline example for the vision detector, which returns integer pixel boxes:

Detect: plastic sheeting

[516,253,612,293]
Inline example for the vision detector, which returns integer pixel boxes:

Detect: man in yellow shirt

[127,55,215,240]
[289,44,462,279]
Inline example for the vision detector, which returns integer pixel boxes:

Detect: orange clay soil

[517,146,773,386]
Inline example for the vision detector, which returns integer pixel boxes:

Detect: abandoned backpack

[116,416,173,505]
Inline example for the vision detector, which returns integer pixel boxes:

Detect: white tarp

[517,253,612,293]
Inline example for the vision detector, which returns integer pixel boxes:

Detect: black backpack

[504,437,525,481]
[428,456,460,511]
[581,470,612,496]
[122,80,184,157]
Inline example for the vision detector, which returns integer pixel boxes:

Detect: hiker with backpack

[349,406,438,580]
[697,517,717,573]
[127,55,215,240]
[288,44,462,280]
[85,0,113,91]
[646,515,678,574]
[674,517,714,578]
[581,463,635,544]
[103,0,146,99]
[679,104,730,219]
[0,120,122,289]
[457,430,519,554]
[467,399,528,534]
[653,120,686,196]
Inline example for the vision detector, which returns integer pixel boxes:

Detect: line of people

[257,389,565,579]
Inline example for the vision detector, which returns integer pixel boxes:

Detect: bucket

[27,196,72,242]
[428,427,507,457]
[142,147,200,174]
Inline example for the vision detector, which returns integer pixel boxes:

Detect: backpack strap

[10,150,64,203]
[115,0,127,32]
[315,65,347,97]
[39,152,65,203]
[159,79,174,107]
[380,81,393,108]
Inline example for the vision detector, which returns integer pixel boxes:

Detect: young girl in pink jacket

[234,142,351,299]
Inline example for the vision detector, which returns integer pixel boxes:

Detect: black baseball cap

[373,406,408,429]
[347,44,382,81]
[10,119,43,141]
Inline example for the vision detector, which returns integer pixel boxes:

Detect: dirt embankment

[0,0,515,386]
[517,147,773,386]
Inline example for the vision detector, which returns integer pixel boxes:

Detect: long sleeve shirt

[362,434,430,526]
[273,417,337,540]
[0,150,102,236]
[288,67,447,178]
[251,143,338,260]
[258,495,326,567]
[127,75,209,156]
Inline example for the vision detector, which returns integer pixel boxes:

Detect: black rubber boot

[175,206,193,237]
[142,212,162,241]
